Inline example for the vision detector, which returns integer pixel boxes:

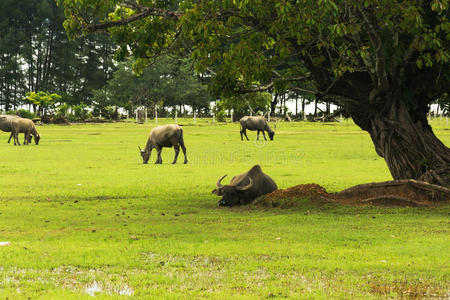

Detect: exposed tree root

[360,195,421,206]
[259,180,449,208]
[335,179,450,205]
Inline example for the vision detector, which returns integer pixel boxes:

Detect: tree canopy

[58,0,450,186]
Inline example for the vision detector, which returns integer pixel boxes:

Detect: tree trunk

[295,98,298,116]
[271,93,278,117]
[359,99,450,187]
[301,98,306,120]
[314,99,318,117]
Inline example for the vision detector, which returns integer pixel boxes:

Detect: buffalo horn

[138,145,142,151]
[236,177,253,191]
[216,174,227,188]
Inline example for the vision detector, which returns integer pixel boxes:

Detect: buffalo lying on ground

[139,124,187,164]
[11,118,40,145]
[239,116,275,141]
[212,165,277,206]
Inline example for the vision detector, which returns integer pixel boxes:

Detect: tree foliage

[57,1,449,100]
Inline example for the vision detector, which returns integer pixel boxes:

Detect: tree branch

[358,7,389,103]
[290,86,320,95]
[85,5,183,32]
[234,72,312,94]
[236,81,275,93]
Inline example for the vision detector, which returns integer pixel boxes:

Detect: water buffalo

[0,115,19,143]
[139,124,187,164]
[11,117,40,145]
[212,165,277,206]
[239,116,275,141]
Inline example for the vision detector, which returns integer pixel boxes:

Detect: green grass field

[0,118,449,299]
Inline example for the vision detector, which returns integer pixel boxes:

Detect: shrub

[102,106,119,120]
[73,104,92,121]
[56,103,70,117]
[216,110,226,122]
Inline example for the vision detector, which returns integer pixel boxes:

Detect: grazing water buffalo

[0,115,20,143]
[239,116,275,141]
[11,118,40,145]
[212,165,278,206]
[139,124,187,164]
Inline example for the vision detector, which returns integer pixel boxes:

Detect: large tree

[58,0,450,187]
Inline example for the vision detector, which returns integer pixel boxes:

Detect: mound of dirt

[255,184,330,208]
[267,184,329,201]
[256,180,450,208]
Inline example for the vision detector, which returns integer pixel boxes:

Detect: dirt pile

[266,184,329,201]
[255,184,330,208]
[255,180,450,208]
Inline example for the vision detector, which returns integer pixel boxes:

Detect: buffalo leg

[262,131,267,141]
[25,133,32,145]
[257,130,260,140]
[243,129,249,141]
[14,133,20,146]
[8,133,13,143]
[172,146,180,164]
[181,143,188,164]
[155,147,163,164]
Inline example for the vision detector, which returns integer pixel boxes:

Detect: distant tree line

[0,0,116,113]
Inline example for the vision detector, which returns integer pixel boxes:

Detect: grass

[0,118,449,299]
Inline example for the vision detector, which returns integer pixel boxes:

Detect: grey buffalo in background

[239,116,275,141]
[0,115,17,143]
[139,124,187,164]
[212,165,278,206]
[11,117,40,145]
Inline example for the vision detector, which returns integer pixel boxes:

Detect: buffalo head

[268,131,275,141]
[138,146,150,164]
[212,174,253,207]
[34,134,40,145]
